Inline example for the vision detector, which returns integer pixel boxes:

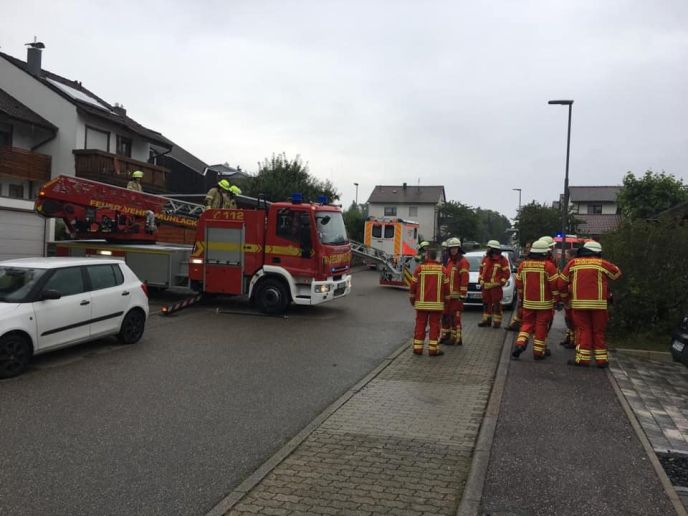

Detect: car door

[33,266,92,351]
[86,263,130,338]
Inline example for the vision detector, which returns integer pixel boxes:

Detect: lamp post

[353,182,359,206]
[548,99,573,268]
[512,188,522,212]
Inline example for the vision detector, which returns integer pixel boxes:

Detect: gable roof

[569,186,621,203]
[576,214,622,235]
[0,88,57,131]
[367,185,446,204]
[0,51,172,148]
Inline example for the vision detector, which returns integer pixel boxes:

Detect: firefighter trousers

[441,299,463,342]
[413,310,442,355]
[572,309,609,364]
[515,308,553,357]
[482,287,503,326]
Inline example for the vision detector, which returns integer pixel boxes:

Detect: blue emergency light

[291,193,303,204]
[317,195,328,205]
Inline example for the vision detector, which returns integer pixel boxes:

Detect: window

[0,125,12,146]
[8,184,24,199]
[383,206,397,216]
[276,209,303,242]
[86,264,123,291]
[85,126,110,152]
[372,225,382,238]
[587,203,603,214]
[116,135,132,157]
[384,225,395,238]
[408,206,418,217]
[43,267,85,297]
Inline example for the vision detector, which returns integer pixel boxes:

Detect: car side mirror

[41,289,62,300]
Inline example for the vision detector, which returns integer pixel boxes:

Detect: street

[0,270,417,516]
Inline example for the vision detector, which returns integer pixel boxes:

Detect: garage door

[0,208,46,260]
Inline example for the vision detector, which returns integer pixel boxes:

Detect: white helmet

[583,241,602,254]
[446,237,462,249]
[530,240,550,254]
[540,235,555,249]
[487,240,501,250]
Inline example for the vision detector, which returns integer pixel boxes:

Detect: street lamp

[353,182,359,206]
[512,188,522,212]
[548,99,573,268]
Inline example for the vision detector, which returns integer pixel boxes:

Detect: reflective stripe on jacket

[559,257,621,309]
[479,255,510,289]
[516,259,560,310]
[445,256,469,299]
[410,261,449,311]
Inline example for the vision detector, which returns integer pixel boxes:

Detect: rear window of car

[86,264,124,291]
[43,267,85,296]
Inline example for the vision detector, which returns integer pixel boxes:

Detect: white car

[0,257,149,378]
[463,250,517,308]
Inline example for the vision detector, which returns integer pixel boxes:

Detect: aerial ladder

[349,239,415,288]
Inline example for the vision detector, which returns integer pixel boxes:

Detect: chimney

[113,103,127,117]
[25,38,45,77]
[403,182,407,190]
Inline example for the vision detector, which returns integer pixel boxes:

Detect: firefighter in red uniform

[559,247,578,349]
[440,238,469,346]
[511,240,560,359]
[478,240,510,328]
[559,241,622,368]
[410,246,450,356]
[506,241,532,332]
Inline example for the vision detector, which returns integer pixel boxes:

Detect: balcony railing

[73,149,169,193]
[0,145,51,182]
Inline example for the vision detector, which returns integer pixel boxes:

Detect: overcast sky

[3,0,687,217]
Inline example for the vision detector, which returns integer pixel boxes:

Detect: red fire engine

[35,176,352,313]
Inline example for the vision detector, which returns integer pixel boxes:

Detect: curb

[205,337,410,516]
[606,368,688,516]
[456,329,513,516]
[610,348,673,363]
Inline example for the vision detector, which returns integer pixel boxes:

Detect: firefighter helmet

[441,240,448,249]
[540,235,555,248]
[583,241,602,254]
[487,239,501,250]
[229,185,242,195]
[130,170,144,179]
[218,179,231,191]
[446,237,462,249]
[418,241,430,250]
[530,240,549,254]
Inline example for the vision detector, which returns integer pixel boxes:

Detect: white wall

[0,57,78,177]
[574,201,618,215]
[368,203,438,241]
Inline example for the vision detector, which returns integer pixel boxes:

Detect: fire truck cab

[189,198,352,314]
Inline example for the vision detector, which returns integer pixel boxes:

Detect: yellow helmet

[418,241,430,250]
[218,179,231,191]
[229,185,242,195]
[131,170,144,179]
[487,239,501,250]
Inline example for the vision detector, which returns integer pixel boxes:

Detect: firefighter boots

[478,318,492,327]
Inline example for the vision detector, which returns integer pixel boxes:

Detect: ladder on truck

[350,240,415,288]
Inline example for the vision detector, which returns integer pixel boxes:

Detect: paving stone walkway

[227,314,506,515]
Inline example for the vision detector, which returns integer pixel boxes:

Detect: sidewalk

[214,313,506,515]
[480,315,678,515]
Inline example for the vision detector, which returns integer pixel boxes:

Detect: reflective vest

[410,261,449,311]
[559,257,621,310]
[445,256,469,300]
[127,181,143,192]
[516,259,560,310]
[479,255,510,289]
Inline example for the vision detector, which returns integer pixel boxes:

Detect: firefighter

[440,237,469,345]
[414,241,430,263]
[506,241,532,332]
[559,247,578,349]
[478,240,510,328]
[511,240,560,360]
[409,246,450,356]
[205,179,241,209]
[559,241,622,368]
[127,170,144,192]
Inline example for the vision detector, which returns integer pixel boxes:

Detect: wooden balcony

[0,145,51,182]
[73,149,169,194]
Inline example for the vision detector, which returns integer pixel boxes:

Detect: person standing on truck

[511,240,561,360]
[205,179,241,209]
[409,246,450,356]
[440,238,469,346]
[478,240,510,328]
[127,170,144,192]
[559,241,622,368]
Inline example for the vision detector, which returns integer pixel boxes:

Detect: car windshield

[0,266,47,303]
[316,211,348,245]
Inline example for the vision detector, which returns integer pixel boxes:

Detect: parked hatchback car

[0,257,149,378]
[464,250,517,308]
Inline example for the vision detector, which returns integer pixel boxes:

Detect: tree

[617,170,688,221]
[514,201,580,246]
[242,153,339,202]
[475,208,511,244]
[343,201,366,242]
[438,201,479,242]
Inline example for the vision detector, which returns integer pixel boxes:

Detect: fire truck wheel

[0,333,32,379]
[255,278,290,314]
[117,309,146,344]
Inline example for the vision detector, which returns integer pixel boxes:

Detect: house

[558,185,622,240]
[366,184,446,241]
[0,42,191,259]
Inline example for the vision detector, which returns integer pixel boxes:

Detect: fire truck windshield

[316,211,348,245]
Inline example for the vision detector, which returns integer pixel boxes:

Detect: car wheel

[254,278,290,314]
[0,333,32,379]
[118,309,146,344]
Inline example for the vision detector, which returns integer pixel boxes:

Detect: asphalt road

[0,270,416,516]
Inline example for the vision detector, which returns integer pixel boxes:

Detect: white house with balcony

[366,184,446,241]
[555,185,622,240]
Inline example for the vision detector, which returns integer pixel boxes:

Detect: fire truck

[35,176,352,313]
